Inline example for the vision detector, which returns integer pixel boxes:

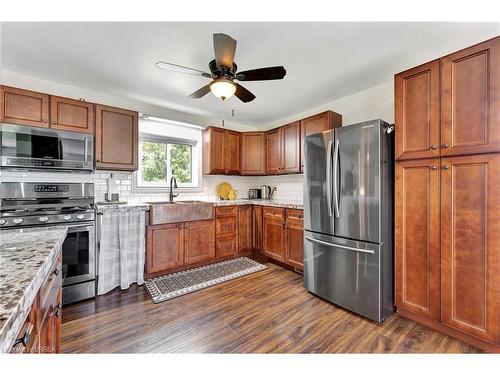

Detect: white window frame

[133,133,202,192]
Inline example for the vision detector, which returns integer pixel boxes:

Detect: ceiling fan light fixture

[210,78,236,101]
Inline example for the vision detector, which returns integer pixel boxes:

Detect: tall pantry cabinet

[395,36,500,353]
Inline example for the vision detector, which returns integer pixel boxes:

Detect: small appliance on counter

[261,185,276,199]
[248,188,261,199]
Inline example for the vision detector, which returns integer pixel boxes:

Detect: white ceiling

[1,22,499,128]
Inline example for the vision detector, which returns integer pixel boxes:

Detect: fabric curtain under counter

[97,207,147,295]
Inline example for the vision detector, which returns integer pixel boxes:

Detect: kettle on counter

[261,185,277,199]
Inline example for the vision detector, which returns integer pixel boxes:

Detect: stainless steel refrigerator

[303,119,394,322]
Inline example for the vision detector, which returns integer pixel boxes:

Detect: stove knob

[76,214,85,220]
[63,215,72,221]
[39,216,49,223]
[0,218,6,226]
[13,218,23,224]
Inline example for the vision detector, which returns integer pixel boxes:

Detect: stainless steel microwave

[0,123,94,172]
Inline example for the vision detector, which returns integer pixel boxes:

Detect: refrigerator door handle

[333,139,340,218]
[326,140,333,217]
[305,236,375,254]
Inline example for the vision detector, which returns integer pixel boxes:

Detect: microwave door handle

[326,140,333,217]
[58,139,63,160]
[84,137,88,165]
[333,139,340,218]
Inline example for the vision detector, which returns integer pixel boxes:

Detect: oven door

[61,221,95,286]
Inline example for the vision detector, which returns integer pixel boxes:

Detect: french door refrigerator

[303,119,394,322]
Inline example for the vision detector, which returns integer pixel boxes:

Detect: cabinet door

[146,223,184,276]
[300,111,341,169]
[40,289,61,354]
[252,205,263,252]
[223,130,240,174]
[238,205,253,253]
[263,211,285,261]
[95,104,138,171]
[215,217,237,238]
[266,128,282,174]
[282,121,301,173]
[241,132,266,175]
[395,60,441,160]
[49,96,94,133]
[203,127,225,174]
[0,85,49,127]
[441,37,500,156]
[184,220,215,265]
[441,154,500,344]
[285,210,304,269]
[215,236,237,258]
[395,159,440,321]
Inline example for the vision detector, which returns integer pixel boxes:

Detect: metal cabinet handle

[42,119,48,123]
[430,145,437,150]
[51,303,61,318]
[52,268,59,277]
[442,144,449,148]
[430,166,438,170]
[51,121,56,124]
[441,165,450,170]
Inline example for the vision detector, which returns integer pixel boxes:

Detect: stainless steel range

[0,182,96,305]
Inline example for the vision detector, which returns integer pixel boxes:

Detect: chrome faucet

[169,176,179,202]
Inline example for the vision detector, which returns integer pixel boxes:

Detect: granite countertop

[211,199,303,209]
[0,227,67,353]
[96,202,150,212]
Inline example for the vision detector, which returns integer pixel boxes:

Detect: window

[134,117,202,190]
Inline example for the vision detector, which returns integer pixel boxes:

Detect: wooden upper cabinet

[203,127,240,175]
[241,132,266,175]
[266,127,282,174]
[49,96,94,133]
[441,37,500,156]
[282,121,301,173]
[184,220,215,265]
[395,158,440,321]
[238,205,253,253]
[223,130,240,174]
[440,153,500,344]
[0,85,49,127]
[203,127,225,174]
[395,60,441,160]
[300,110,342,169]
[95,104,138,171]
[146,223,184,277]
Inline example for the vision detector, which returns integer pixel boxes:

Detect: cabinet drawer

[263,206,285,219]
[40,256,62,324]
[215,205,237,218]
[286,209,304,222]
[216,217,237,238]
[216,237,237,258]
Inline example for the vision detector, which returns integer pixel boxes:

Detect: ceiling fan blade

[156,61,211,78]
[236,66,286,81]
[188,84,212,99]
[213,33,237,70]
[234,83,256,103]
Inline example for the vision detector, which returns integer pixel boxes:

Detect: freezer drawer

[303,231,391,322]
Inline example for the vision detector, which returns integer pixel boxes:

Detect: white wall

[262,80,394,129]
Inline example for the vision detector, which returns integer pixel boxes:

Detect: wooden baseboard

[397,307,500,353]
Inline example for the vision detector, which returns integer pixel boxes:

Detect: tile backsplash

[0,170,304,203]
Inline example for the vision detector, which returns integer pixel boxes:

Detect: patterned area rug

[144,257,267,303]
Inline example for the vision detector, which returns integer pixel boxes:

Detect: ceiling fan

[156,33,286,103]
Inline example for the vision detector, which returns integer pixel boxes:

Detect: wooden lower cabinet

[440,154,500,345]
[238,205,252,254]
[252,205,263,253]
[284,210,304,269]
[146,223,184,276]
[395,158,440,321]
[262,207,286,261]
[215,205,238,258]
[396,154,500,352]
[185,220,215,265]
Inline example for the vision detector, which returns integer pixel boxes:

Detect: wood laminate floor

[62,263,482,353]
